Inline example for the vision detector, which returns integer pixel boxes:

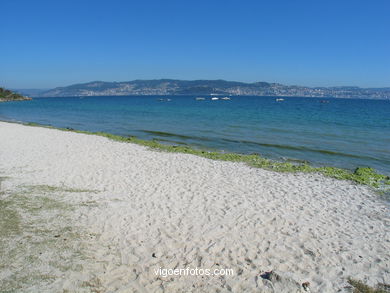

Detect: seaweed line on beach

[21,121,390,192]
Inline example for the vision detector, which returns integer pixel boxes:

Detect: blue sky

[1,0,389,88]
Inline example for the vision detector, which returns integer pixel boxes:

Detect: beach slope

[0,121,389,292]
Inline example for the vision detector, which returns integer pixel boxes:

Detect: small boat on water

[221,97,231,100]
[276,98,284,102]
[211,97,219,100]
[195,97,206,101]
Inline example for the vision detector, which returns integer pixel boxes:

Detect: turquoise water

[1,96,389,175]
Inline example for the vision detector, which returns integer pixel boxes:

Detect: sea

[1,95,389,175]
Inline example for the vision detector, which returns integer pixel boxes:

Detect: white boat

[195,97,206,101]
[276,98,284,102]
[211,97,219,100]
[221,97,231,100]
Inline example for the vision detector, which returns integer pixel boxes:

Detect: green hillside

[0,88,31,102]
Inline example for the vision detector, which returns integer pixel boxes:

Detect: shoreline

[2,119,389,190]
[1,121,389,292]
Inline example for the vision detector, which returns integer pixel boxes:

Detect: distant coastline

[17,79,390,99]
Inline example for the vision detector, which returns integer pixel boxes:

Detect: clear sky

[1,0,389,89]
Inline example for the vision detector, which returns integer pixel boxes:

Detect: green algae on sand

[23,121,390,190]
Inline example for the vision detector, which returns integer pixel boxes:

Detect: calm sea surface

[1,96,389,175]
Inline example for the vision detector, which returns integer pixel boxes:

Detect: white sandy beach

[0,121,389,292]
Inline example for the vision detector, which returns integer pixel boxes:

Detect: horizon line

[9,78,390,90]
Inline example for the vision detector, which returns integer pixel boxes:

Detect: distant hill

[35,79,390,99]
[13,88,49,97]
[0,87,32,102]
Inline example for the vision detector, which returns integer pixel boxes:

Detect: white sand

[0,121,389,292]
